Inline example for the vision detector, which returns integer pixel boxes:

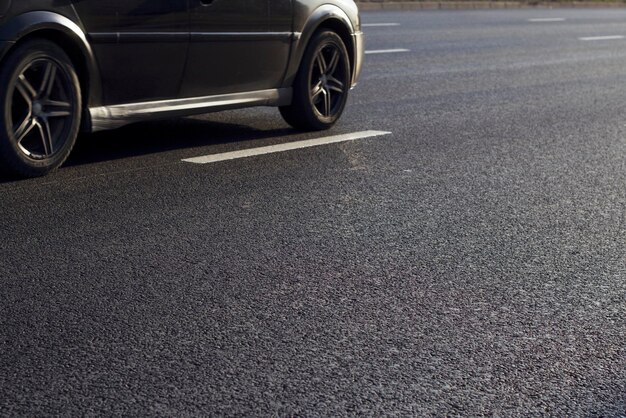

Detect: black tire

[0,39,82,178]
[280,30,351,131]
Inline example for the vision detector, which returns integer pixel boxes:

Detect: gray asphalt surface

[2,9,626,416]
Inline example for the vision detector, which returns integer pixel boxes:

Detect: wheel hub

[32,101,43,117]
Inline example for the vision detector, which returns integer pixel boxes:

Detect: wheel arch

[285,4,357,89]
[314,18,355,83]
[0,11,102,128]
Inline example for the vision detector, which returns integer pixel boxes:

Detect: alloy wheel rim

[310,43,348,119]
[9,58,75,160]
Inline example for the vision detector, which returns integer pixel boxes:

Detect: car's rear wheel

[0,39,81,178]
[280,30,351,131]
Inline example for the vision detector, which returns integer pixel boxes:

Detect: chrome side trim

[89,32,118,43]
[90,32,188,43]
[191,31,293,36]
[89,32,296,43]
[191,32,293,42]
[89,88,292,132]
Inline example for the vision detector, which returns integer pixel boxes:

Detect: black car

[0,0,363,177]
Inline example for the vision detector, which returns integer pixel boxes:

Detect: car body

[0,0,363,177]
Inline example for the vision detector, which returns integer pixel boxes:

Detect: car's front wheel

[280,30,351,131]
[0,39,82,178]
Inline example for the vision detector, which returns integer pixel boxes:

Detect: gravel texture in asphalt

[1,9,626,416]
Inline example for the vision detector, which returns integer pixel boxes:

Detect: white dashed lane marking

[365,49,410,55]
[528,18,566,22]
[579,35,625,41]
[182,131,392,164]
[362,23,401,27]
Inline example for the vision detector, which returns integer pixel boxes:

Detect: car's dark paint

[0,0,364,176]
[73,0,188,104]
[182,0,289,97]
[0,41,13,64]
[0,0,361,111]
[0,0,11,17]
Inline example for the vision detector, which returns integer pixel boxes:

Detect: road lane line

[362,23,401,27]
[365,49,410,55]
[182,131,392,164]
[528,18,566,22]
[579,35,625,41]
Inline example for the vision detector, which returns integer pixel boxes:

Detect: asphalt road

[2,8,626,416]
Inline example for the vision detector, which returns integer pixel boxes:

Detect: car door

[181,0,293,98]
[72,0,189,105]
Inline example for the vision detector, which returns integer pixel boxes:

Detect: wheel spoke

[322,89,331,117]
[43,100,72,118]
[315,51,328,73]
[40,62,57,98]
[311,80,324,101]
[16,75,37,104]
[326,49,340,75]
[327,75,345,94]
[14,117,36,145]
[35,118,54,156]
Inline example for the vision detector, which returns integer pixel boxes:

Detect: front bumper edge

[351,31,364,88]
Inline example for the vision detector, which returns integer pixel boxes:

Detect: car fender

[284,3,357,88]
[0,11,102,108]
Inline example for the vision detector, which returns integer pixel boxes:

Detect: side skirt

[88,88,293,132]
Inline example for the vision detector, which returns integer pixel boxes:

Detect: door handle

[200,0,214,5]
